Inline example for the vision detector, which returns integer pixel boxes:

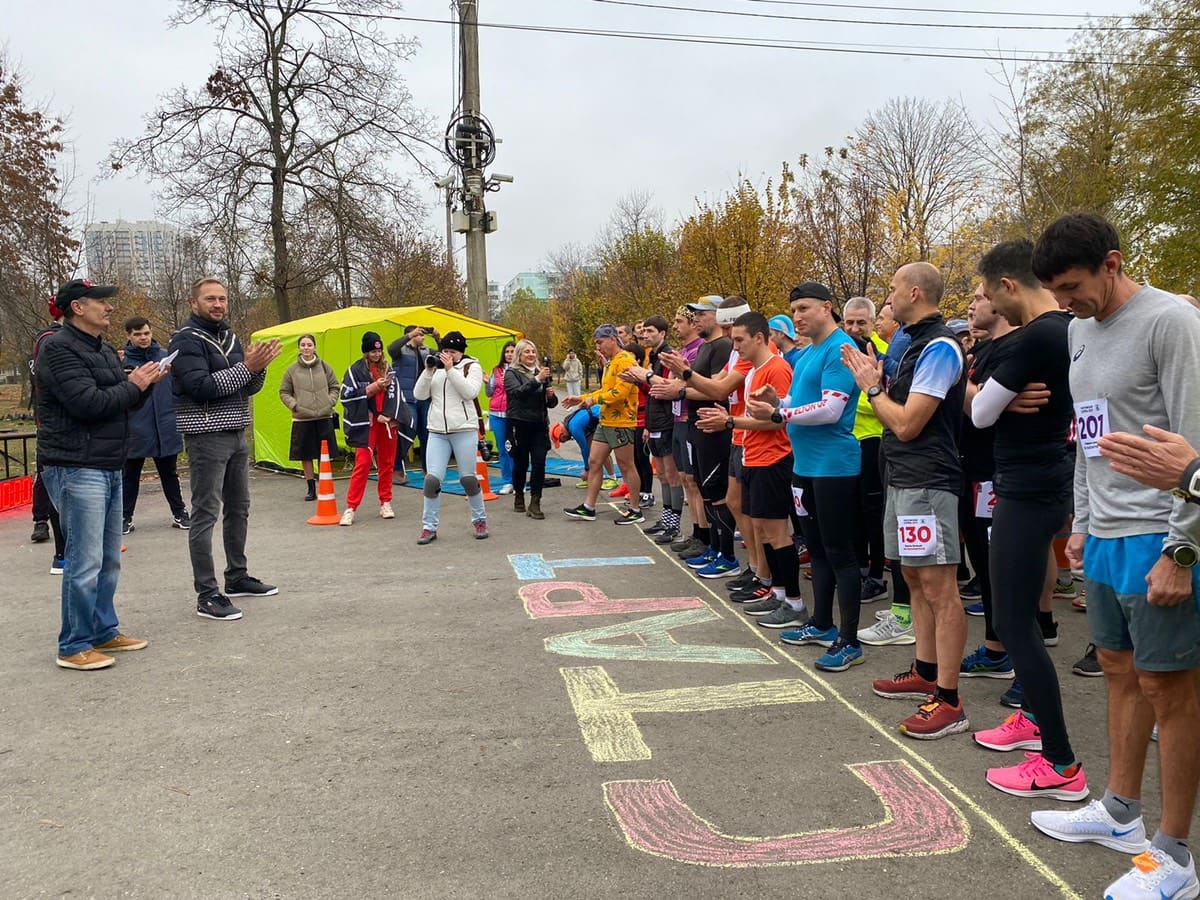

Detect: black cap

[362,331,383,353]
[439,331,468,353]
[789,281,833,304]
[55,279,117,315]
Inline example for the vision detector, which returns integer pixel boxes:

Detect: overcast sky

[6,0,1140,291]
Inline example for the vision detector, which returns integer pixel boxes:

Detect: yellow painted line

[639,531,1083,900]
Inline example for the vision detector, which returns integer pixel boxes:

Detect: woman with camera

[503,339,558,519]
[279,334,340,500]
[486,341,516,494]
[413,331,488,544]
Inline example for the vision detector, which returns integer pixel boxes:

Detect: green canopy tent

[251,305,520,470]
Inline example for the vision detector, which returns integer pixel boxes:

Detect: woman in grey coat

[279,334,340,500]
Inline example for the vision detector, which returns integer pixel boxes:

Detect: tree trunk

[271,166,292,322]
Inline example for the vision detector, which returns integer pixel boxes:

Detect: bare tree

[109,0,432,323]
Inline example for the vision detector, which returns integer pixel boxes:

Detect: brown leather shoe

[94,634,148,652]
[56,649,115,670]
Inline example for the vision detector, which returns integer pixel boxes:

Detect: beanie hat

[439,331,468,353]
[362,331,383,353]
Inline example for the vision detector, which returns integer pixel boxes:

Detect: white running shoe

[1103,847,1198,900]
[1030,799,1149,854]
[857,611,916,646]
[379,502,395,519]
[498,484,515,495]
[340,508,355,526]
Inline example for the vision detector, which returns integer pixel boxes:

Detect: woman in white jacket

[413,331,488,544]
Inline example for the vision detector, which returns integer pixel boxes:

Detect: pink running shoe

[974,710,1043,752]
[986,752,1088,801]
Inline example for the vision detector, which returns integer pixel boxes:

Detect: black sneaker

[122,519,135,535]
[564,504,596,521]
[861,576,889,603]
[640,493,656,508]
[225,576,279,597]
[959,576,981,601]
[673,537,709,558]
[615,508,645,526]
[730,584,774,604]
[31,521,50,543]
[670,535,699,553]
[726,568,756,590]
[653,529,681,545]
[197,594,243,621]
[1041,619,1059,647]
[742,595,784,616]
[643,520,667,535]
[172,511,191,530]
[1072,643,1103,677]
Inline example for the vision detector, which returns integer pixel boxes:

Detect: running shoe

[1029,799,1149,854]
[643,519,668,535]
[564,504,596,521]
[672,536,707,556]
[974,710,1042,751]
[697,555,740,578]
[964,602,985,617]
[575,479,589,489]
[653,529,681,545]
[858,612,915,646]
[873,665,937,700]
[1102,849,1198,900]
[960,645,1015,680]
[614,508,645,525]
[756,603,807,629]
[473,520,490,540]
[1042,618,1060,647]
[685,548,718,569]
[779,620,839,647]
[899,698,969,740]
[815,638,865,672]
[600,478,619,491]
[959,576,982,601]
[985,752,1088,801]
[726,568,756,590]
[729,584,774,604]
[1072,592,1087,611]
[1001,679,1025,709]
[1072,643,1103,677]
[860,576,889,603]
[742,595,783,616]
[1052,576,1079,601]
[610,483,630,499]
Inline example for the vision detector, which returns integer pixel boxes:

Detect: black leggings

[795,474,862,644]
[124,454,187,521]
[855,438,885,579]
[509,420,550,495]
[958,481,996,643]
[634,426,654,497]
[990,493,1074,765]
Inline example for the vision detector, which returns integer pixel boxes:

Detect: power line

[741,0,1126,19]
[590,0,1146,32]
[317,9,1199,70]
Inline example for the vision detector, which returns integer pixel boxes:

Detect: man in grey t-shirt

[1025,214,1200,900]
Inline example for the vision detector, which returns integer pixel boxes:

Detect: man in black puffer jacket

[170,277,281,622]
[36,279,168,671]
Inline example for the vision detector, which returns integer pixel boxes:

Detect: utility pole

[459,0,489,322]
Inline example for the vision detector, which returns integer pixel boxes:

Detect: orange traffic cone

[307,441,342,525]
[475,445,498,502]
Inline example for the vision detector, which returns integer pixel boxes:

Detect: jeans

[123,454,187,521]
[185,430,251,600]
[42,467,122,656]
[491,413,514,484]
[406,396,430,468]
[423,430,486,530]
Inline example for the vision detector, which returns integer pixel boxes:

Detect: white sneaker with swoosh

[1030,799,1149,854]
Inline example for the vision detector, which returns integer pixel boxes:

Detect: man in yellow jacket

[563,324,643,524]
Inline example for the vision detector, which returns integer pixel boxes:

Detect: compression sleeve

[970,378,1019,429]
[781,389,850,426]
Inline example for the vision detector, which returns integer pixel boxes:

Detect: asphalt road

[0,455,1191,899]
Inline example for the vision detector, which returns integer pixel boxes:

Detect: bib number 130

[897,515,938,557]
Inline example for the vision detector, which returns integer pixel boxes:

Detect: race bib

[1074,399,1109,458]
[791,486,808,517]
[649,431,662,440]
[897,515,937,557]
[974,481,996,519]
[671,400,682,417]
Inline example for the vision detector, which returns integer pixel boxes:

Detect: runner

[842,262,968,740]
[1025,213,1200,899]
[749,283,863,671]
[621,317,680,539]
[966,240,1086,801]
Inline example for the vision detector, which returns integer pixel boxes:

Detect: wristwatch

[866,385,883,399]
[1164,543,1199,569]
[682,369,694,381]
[677,386,687,401]
[1171,457,1200,503]
[770,410,784,424]
[725,416,735,431]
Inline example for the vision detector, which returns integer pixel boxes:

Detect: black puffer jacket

[35,322,146,470]
[504,365,558,424]
[169,314,265,433]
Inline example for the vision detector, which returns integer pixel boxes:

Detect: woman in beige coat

[279,334,340,500]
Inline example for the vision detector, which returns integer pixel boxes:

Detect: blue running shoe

[965,602,985,617]
[960,644,1015,679]
[697,555,740,579]
[779,619,839,647]
[1001,679,1024,709]
[815,637,865,672]
[686,549,718,569]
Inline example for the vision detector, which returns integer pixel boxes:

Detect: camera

[425,355,443,369]
[478,438,495,462]
[542,356,551,368]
